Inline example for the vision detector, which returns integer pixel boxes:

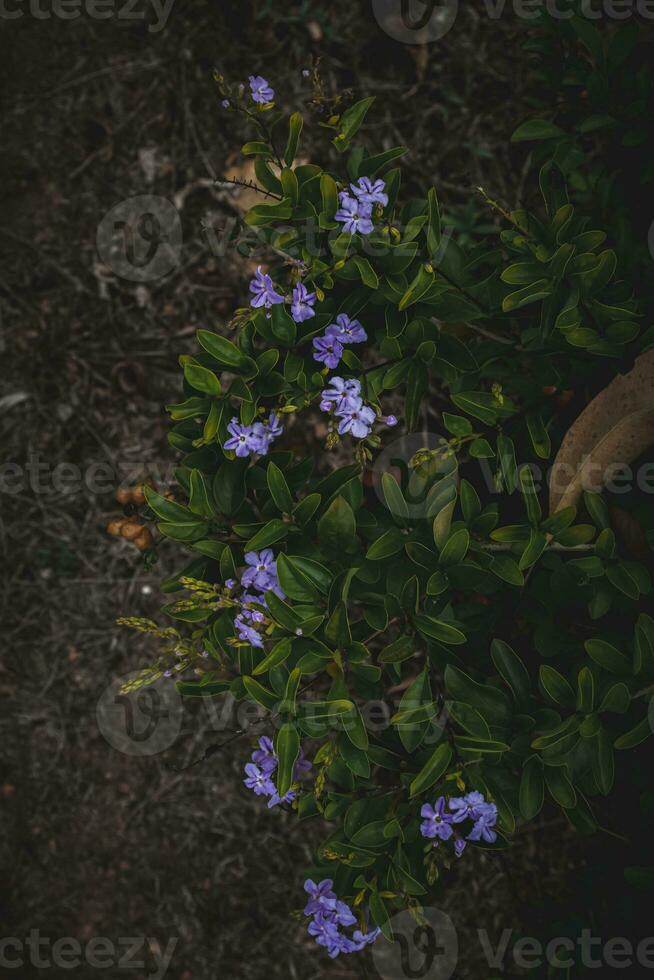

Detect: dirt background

[0,3,638,979]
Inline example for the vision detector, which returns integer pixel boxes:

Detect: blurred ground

[0,3,588,978]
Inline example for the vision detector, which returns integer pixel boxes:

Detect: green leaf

[188,470,215,519]
[576,666,595,714]
[318,496,357,555]
[545,765,577,809]
[213,459,246,516]
[598,683,630,714]
[519,757,544,820]
[369,891,392,941]
[414,614,466,645]
[339,734,370,778]
[333,96,376,152]
[497,434,518,494]
[591,728,615,795]
[451,391,511,426]
[267,461,294,514]
[144,486,196,524]
[284,112,303,166]
[367,528,405,561]
[409,743,452,798]
[585,639,631,675]
[352,255,379,289]
[444,665,512,726]
[276,554,319,602]
[399,265,435,311]
[320,173,338,218]
[439,528,469,567]
[343,703,369,751]
[426,187,441,259]
[276,722,300,796]
[183,362,222,396]
[490,554,524,587]
[518,465,542,526]
[270,304,297,347]
[512,119,566,142]
[324,601,352,648]
[491,639,531,710]
[253,637,293,676]
[539,665,576,709]
[381,472,409,523]
[245,519,289,551]
[615,717,650,750]
[243,676,279,711]
[197,330,257,375]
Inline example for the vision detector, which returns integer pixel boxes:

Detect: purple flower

[267,786,296,809]
[351,928,382,950]
[234,614,264,648]
[221,99,230,109]
[333,902,357,928]
[420,797,454,841]
[454,838,467,858]
[319,376,361,413]
[303,880,381,958]
[467,808,498,844]
[351,177,388,207]
[224,418,258,458]
[239,593,266,623]
[313,334,343,370]
[252,736,277,774]
[308,916,341,957]
[248,412,284,456]
[243,762,275,797]
[336,399,376,439]
[241,549,277,591]
[249,266,284,309]
[249,75,274,104]
[291,283,316,323]
[449,791,491,824]
[384,415,398,427]
[303,879,336,916]
[334,193,374,235]
[325,313,367,345]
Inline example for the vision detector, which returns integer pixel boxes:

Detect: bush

[117,67,654,960]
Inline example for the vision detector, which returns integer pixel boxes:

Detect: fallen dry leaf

[549,348,654,514]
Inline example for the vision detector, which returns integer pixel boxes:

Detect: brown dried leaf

[549,348,654,514]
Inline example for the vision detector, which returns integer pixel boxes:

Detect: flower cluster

[303,880,380,958]
[312,313,367,370]
[249,268,318,324]
[228,549,285,648]
[243,736,311,808]
[335,177,388,235]
[320,376,397,440]
[224,412,283,459]
[420,791,498,855]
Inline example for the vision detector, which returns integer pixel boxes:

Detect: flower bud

[107,518,127,537]
[120,521,145,541]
